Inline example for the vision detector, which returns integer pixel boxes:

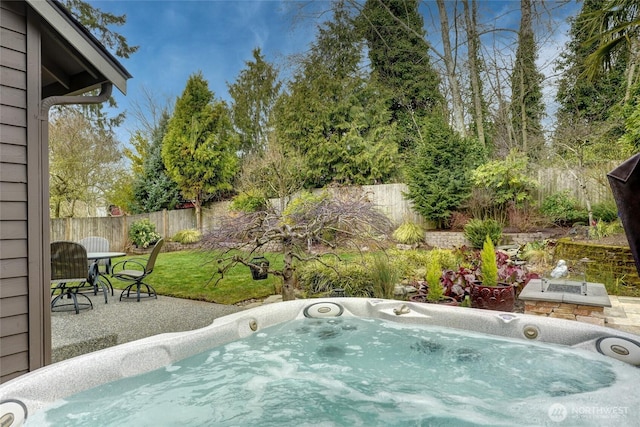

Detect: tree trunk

[463,0,485,147]
[519,64,528,153]
[194,195,202,231]
[624,39,639,103]
[282,248,296,301]
[436,0,466,136]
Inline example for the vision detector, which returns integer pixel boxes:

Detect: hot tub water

[26,317,640,426]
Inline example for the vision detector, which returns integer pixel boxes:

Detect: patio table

[87,252,126,296]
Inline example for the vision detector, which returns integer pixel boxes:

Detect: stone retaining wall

[554,240,640,288]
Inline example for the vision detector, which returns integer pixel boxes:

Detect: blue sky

[92,0,578,144]
[96,0,322,142]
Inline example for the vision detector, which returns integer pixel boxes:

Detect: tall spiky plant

[426,257,444,302]
[480,235,498,287]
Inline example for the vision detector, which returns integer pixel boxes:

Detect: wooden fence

[50,175,615,252]
[533,165,615,207]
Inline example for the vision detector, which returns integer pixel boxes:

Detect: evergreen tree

[62,0,138,58]
[60,0,138,129]
[509,0,545,161]
[556,0,627,124]
[131,112,182,213]
[404,118,484,228]
[359,0,443,153]
[162,72,239,228]
[554,0,629,161]
[276,2,399,188]
[583,0,640,79]
[228,48,281,157]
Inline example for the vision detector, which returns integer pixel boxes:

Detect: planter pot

[409,294,459,306]
[409,293,428,303]
[470,282,515,312]
[249,257,269,280]
[131,246,153,255]
[431,296,459,306]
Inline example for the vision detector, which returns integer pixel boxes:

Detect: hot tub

[1,299,639,426]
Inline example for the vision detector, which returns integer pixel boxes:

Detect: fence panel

[202,202,231,232]
[534,166,615,206]
[167,209,196,237]
[49,216,127,251]
[362,183,425,226]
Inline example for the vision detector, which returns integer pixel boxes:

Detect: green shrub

[591,201,618,222]
[230,191,268,212]
[426,248,458,270]
[540,191,588,225]
[297,258,373,297]
[297,253,407,298]
[589,220,624,239]
[387,249,430,281]
[472,150,538,206]
[172,229,202,244]
[296,259,362,295]
[129,219,161,248]
[463,218,502,249]
[392,221,425,245]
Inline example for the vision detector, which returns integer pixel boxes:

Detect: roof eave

[25,0,131,95]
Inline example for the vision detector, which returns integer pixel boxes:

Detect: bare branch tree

[201,190,393,301]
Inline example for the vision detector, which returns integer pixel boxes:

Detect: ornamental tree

[202,190,392,301]
[162,72,239,229]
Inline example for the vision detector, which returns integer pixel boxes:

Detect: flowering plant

[129,219,161,248]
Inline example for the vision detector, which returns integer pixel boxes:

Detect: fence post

[163,209,168,238]
[122,215,128,252]
[65,217,71,240]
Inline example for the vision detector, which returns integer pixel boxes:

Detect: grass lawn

[110,250,283,305]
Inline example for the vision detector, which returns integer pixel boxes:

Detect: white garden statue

[550,260,569,278]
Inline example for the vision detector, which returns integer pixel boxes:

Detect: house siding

[0,0,31,383]
[1,0,129,383]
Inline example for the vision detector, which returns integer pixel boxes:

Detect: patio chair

[78,236,115,296]
[50,241,108,314]
[78,236,112,273]
[112,239,164,302]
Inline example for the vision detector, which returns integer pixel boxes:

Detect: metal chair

[50,241,108,314]
[78,236,114,296]
[112,239,164,302]
[78,236,112,273]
